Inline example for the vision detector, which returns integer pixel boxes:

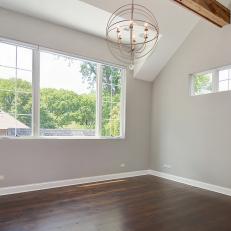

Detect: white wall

[0,8,152,187]
[151,20,231,188]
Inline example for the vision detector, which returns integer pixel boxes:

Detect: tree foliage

[80,62,121,94]
[0,78,96,129]
[40,88,95,129]
[193,74,212,95]
[0,78,32,126]
[0,63,122,136]
[80,62,122,136]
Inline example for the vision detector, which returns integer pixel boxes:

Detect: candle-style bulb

[129,20,134,29]
[144,31,148,39]
[144,22,149,32]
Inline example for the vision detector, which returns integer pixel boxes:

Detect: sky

[0,42,92,94]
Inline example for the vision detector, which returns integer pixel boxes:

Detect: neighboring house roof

[0,111,28,129]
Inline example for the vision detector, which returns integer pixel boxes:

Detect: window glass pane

[15,114,32,137]
[102,119,111,137]
[0,42,33,137]
[101,65,122,137]
[111,120,120,136]
[0,42,16,67]
[219,70,229,81]
[219,80,229,92]
[0,90,15,114]
[102,101,111,120]
[0,66,16,82]
[40,52,96,137]
[193,73,213,95]
[16,92,32,114]
[102,66,122,85]
[102,119,120,137]
[17,47,32,70]
[102,101,121,120]
[218,69,231,92]
[17,70,32,93]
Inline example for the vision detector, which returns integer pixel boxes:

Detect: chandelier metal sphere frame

[106,0,159,70]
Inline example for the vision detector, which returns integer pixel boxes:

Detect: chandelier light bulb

[144,31,148,39]
[129,63,135,70]
[118,34,122,41]
[129,20,134,28]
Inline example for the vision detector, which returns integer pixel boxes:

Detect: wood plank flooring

[0,175,231,231]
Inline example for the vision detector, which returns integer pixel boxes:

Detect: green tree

[80,62,122,136]
[0,78,96,130]
[40,88,96,129]
[102,103,120,137]
[80,62,121,94]
[193,74,212,95]
[0,78,32,126]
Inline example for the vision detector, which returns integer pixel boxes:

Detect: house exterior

[0,111,28,136]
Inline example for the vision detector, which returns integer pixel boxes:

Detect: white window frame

[0,37,126,139]
[190,64,231,96]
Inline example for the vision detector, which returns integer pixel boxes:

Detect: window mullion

[213,70,219,93]
[96,63,103,137]
[15,46,18,137]
[190,74,195,96]
[32,48,40,137]
[120,69,126,137]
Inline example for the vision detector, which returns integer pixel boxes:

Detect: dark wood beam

[173,0,230,27]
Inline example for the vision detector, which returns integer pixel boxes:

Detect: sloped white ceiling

[0,0,229,81]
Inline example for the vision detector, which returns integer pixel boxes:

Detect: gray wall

[0,8,152,187]
[151,20,231,189]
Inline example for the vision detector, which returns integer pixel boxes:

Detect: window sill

[0,136,125,140]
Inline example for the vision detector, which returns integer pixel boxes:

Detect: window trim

[0,37,126,139]
[190,64,231,96]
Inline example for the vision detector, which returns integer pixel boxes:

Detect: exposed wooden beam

[173,0,230,27]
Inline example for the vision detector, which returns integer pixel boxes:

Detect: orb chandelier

[106,0,159,70]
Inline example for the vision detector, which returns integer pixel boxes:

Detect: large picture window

[0,39,126,138]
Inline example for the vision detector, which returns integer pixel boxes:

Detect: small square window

[191,66,231,96]
[192,73,213,96]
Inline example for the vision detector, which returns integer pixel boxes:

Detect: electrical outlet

[120,163,125,168]
[0,175,5,180]
[163,164,171,169]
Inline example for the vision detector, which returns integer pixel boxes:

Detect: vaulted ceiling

[0,0,230,81]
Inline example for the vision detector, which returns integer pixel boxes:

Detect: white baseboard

[0,170,149,196]
[1,169,231,197]
[149,170,231,197]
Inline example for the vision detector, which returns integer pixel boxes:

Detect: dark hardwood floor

[1,175,231,231]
